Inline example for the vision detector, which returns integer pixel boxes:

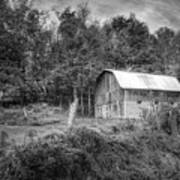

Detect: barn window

[113,104,117,112]
[168,97,174,105]
[137,100,142,104]
[154,100,159,105]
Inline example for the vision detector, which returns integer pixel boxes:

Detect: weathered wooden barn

[95,70,180,119]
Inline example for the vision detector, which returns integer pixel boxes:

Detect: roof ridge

[105,69,177,78]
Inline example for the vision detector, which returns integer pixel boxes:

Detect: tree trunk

[80,88,84,116]
[169,108,178,137]
[68,97,78,129]
[88,88,91,116]
[67,87,78,129]
[73,87,77,100]
[0,91,3,107]
[0,131,9,147]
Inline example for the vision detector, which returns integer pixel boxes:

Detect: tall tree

[0,0,30,104]
[155,27,175,73]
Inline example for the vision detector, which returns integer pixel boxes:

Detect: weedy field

[0,103,142,145]
[0,103,180,180]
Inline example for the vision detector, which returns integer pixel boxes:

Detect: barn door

[102,105,109,118]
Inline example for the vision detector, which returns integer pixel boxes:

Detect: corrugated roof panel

[104,69,180,92]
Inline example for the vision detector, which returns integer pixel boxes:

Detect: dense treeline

[0,0,180,115]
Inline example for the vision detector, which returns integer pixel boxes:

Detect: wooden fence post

[169,108,178,137]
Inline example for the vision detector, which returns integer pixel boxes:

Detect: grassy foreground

[0,104,180,180]
[0,125,180,180]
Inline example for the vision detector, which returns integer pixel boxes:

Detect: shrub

[142,104,180,135]
[0,141,95,180]
[1,127,180,180]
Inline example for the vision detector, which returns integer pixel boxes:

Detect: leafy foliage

[1,1,180,115]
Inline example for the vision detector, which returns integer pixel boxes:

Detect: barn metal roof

[104,69,180,92]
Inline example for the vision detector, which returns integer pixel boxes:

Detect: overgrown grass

[0,103,67,126]
[1,125,180,180]
[0,104,180,179]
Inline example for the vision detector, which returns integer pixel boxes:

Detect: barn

[95,69,180,119]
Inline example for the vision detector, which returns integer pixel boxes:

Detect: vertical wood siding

[95,72,124,118]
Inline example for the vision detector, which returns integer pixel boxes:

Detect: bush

[1,127,180,180]
[142,104,180,135]
[0,142,95,180]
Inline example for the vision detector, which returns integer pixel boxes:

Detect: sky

[33,0,180,33]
